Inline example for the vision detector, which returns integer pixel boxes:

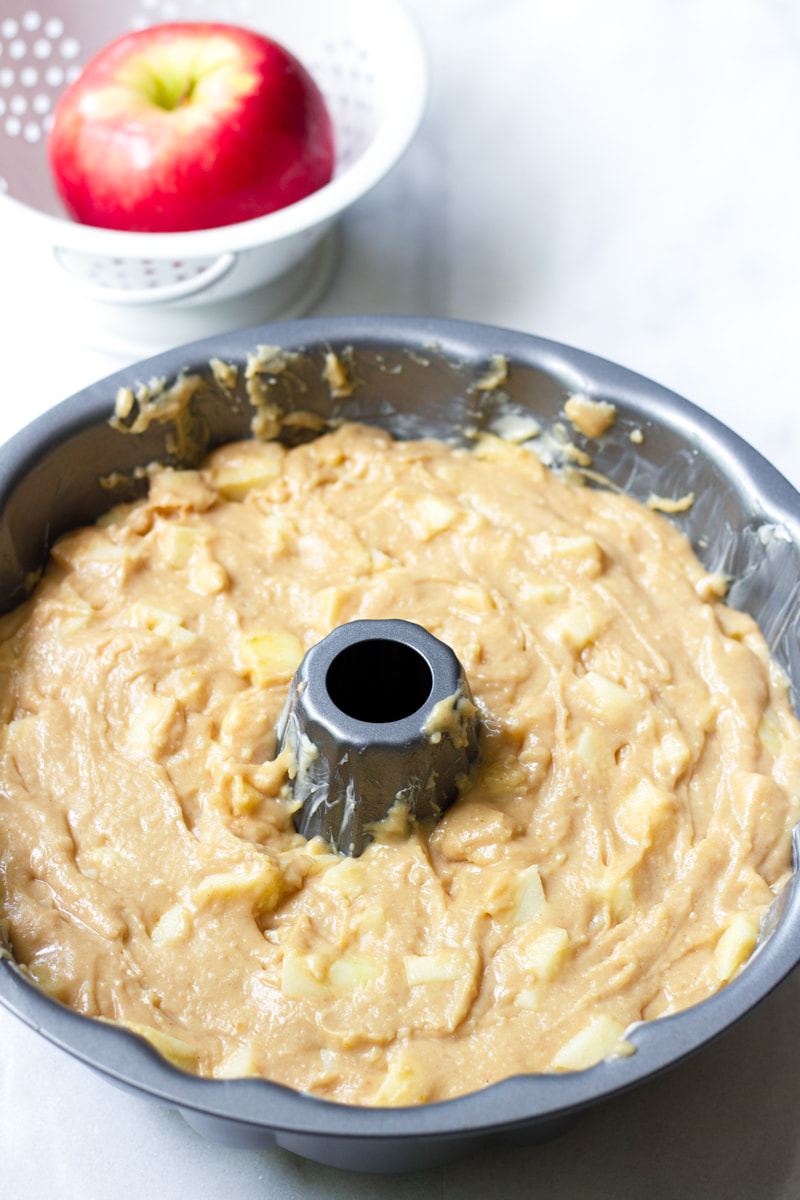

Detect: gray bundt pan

[1,316,800,1173]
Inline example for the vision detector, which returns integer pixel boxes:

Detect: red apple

[47,23,335,233]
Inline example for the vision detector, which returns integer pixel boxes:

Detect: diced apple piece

[263,514,298,555]
[473,433,517,462]
[616,779,674,844]
[405,949,467,985]
[522,582,569,606]
[481,756,527,798]
[209,442,284,500]
[576,671,636,725]
[489,411,541,443]
[192,863,283,913]
[56,613,92,636]
[86,541,127,564]
[148,469,212,512]
[575,725,609,771]
[482,864,546,924]
[216,1043,260,1079]
[27,964,70,1000]
[168,625,197,651]
[4,716,34,748]
[323,858,367,899]
[554,535,603,575]
[410,496,461,541]
[318,1047,340,1073]
[453,583,495,611]
[281,951,328,1000]
[549,607,603,652]
[129,603,197,649]
[436,802,513,862]
[78,533,129,564]
[515,982,546,1010]
[313,585,351,629]
[161,525,200,569]
[190,561,228,595]
[242,629,304,686]
[656,730,690,778]
[120,1021,199,1072]
[50,529,115,569]
[311,438,345,468]
[759,709,783,758]
[612,874,635,922]
[714,910,762,982]
[354,904,386,936]
[551,1014,630,1071]
[81,845,125,879]
[51,590,94,637]
[520,925,570,981]
[150,904,191,946]
[328,953,380,991]
[473,434,544,480]
[370,548,393,572]
[124,695,176,754]
[595,866,635,922]
[511,864,547,926]
[229,775,263,816]
[374,1053,428,1106]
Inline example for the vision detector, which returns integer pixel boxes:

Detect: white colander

[0,0,427,348]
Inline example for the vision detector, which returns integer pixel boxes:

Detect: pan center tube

[275,619,480,856]
[325,636,434,724]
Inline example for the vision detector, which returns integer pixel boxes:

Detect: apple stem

[148,70,198,111]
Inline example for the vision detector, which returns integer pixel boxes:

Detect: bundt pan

[2,316,800,1173]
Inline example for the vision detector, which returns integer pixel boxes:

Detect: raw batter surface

[1,423,799,1105]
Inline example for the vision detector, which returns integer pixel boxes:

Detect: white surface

[2,0,800,1194]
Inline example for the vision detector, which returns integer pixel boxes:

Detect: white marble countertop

[3,1,800,1195]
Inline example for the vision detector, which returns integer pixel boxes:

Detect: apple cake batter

[1,422,799,1105]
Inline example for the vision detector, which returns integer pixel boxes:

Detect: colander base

[51,230,339,359]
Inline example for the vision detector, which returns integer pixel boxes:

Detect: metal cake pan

[1,316,800,1173]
